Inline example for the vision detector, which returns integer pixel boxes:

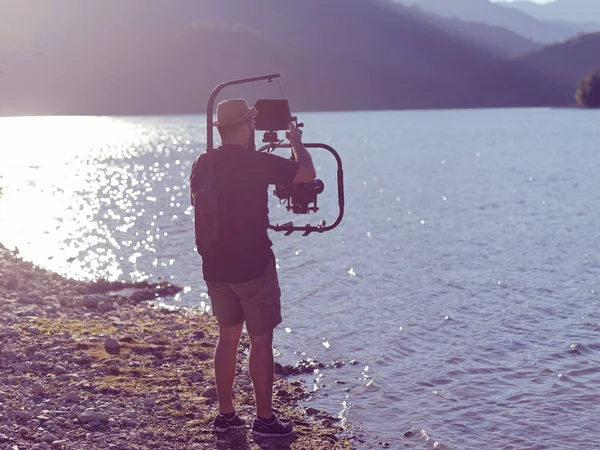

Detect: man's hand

[286,122,316,183]
[285,121,303,144]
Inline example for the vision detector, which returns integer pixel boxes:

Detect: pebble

[143,398,155,408]
[81,295,110,309]
[79,354,93,364]
[64,392,79,403]
[68,405,80,419]
[32,382,46,395]
[27,326,41,335]
[140,429,154,438]
[1,328,19,337]
[201,387,217,398]
[42,432,57,442]
[305,407,320,416]
[53,365,67,375]
[1,351,18,361]
[78,410,109,423]
[182,371,202,382]
[104,338,120,352]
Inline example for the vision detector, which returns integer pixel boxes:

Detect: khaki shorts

[206,257,282,334]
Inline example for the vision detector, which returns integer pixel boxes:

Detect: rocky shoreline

[0,243,353,449]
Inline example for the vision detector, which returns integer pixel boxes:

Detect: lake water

[1,108,600,449]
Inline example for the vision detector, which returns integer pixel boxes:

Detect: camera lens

[310,179,324,194]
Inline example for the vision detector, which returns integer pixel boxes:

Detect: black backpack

[191,151,228,257]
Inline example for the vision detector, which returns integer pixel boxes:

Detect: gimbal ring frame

[266,143,344,236]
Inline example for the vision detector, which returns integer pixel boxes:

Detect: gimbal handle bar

[206,73,281,152]
[268,143,345,236]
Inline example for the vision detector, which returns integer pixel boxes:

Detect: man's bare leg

[247,329,274,419]
[214,323,243,414]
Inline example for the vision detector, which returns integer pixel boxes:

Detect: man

[189,98,316,437]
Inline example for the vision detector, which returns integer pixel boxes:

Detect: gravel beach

[0,243,353,449]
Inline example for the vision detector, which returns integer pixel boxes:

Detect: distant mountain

[0,0,595,115]
[0,0,501,115]
[501,0,600,26]
[465,32,600,108]
[548,19,600,35]
[396,2,539,57]
[398,0,589,43]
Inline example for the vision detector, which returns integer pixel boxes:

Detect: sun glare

[0,116,145,280]
[0,116,139,166]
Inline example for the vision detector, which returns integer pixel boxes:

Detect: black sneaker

[252,414,294,438]
[212,412,246,432]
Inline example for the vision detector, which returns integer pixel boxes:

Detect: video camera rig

[206,73,344,236]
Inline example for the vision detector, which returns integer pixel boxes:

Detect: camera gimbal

[206,73,344,236]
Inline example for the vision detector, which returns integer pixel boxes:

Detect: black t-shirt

[189,144,299,283]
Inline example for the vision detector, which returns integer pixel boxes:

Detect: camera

[254,99,305,143]
[254,99,320,215]
[254,99,294,131]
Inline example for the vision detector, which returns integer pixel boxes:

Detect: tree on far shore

[575,69,600,108]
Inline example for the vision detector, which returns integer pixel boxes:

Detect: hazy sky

[490,0,556,3]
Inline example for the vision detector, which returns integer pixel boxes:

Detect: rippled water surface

[1,109,600,449]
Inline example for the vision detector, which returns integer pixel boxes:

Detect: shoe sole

[252,430,294,438]
[213,424,246,433]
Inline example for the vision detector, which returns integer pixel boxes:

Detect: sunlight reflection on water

[0,115,200,282]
